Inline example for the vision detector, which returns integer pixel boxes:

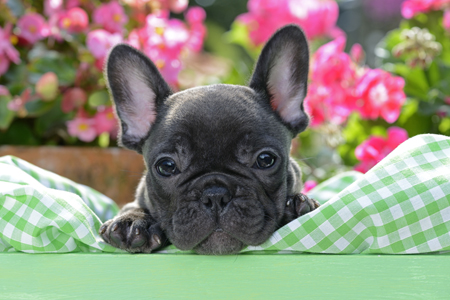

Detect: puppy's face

[144,85,293,254]
[106,25,310,254]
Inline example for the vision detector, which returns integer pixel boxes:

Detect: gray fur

[100,25,319,255]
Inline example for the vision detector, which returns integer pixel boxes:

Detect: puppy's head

[106,25,309,254]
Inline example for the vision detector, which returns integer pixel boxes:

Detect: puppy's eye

[155,158,179,177]
[255,152,276,169]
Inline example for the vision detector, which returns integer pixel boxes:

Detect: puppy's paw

[99,209,165,253]
[288,193,320,217]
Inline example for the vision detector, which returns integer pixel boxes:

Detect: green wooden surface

[1,253,449,299]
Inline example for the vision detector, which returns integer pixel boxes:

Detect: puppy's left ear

[249,25,310,136]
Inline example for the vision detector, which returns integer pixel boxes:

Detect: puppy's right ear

[105,44,172,154]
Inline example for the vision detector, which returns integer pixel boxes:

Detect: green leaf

[88,90,110,107]
[439,118,450,134]
[398,100,419,125]
[392,64,429,99]
[0,95,15,130]
[24,99,54,117]
[226,21,261,59]
[28,55,76,86]
[0,120,40,145]
[34,97,73,137]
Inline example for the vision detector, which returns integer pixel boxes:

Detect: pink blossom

[67,117,97,142]
[127,29,143,50]
[141,9,206,86]
[237,0,339,45]
[304,83,352,126]
[444,9,450,31]
[354,127,408,173]
[0,54,10,75]
[350,43,365,64]
[0,24,20,75]
[44,0,63,17]
[168,0,189,13]
[355,69,406,123]
[93,1,128,34]
[94,106,117,135]
[305,37,358,126]
[17,13,49,44]
[86,29,123,59]
[311,36,355,86]
[59,7,89,34]
[7,88,35,115]
[61,88,87,113]
[301,180,318,194]
[0,85,9,96]
[401,0,450,18]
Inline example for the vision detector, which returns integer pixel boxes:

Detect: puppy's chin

[193,231,244,255]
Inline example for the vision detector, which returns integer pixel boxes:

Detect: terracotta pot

[0,146,145,207]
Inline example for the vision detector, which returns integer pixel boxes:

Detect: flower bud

[62,87,87,113]
[36,72,59,101]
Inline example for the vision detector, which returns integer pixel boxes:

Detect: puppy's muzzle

[201,186,231,213]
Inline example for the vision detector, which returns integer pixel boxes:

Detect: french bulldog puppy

[99,25,319,255]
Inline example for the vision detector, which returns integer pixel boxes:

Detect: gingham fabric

[0,156,123,253]
[1,134,450,254]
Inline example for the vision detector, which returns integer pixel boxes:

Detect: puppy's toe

[293,193,320,217]
[99,210,165,253]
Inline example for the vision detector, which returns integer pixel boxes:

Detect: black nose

[201,186,231,211]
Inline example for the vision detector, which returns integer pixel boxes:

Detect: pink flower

[17,13,49,44]
[7,88,35,116]
[354,127,408,173]
[350,43,365,64]
[127,29,143,50]
[168,0,189,13]
[93,1,128,34]
[355,69,406,123]
[94,106,117,135]
[401,0,450,18]
[86,29,123,59]
[61,88,87,113]
[0,85,9,96]
[304,83,352,126]
[141,9,206,86]
[237,0,339,45]
[44,0,63,17]
[0,24,21,75]
[301,180,318,194]
[67,116,97,142]
[59,7,89,34]
[311,36,355,86]
[0,54,10,75]
[305,36,358,126]
[444,9,450,31]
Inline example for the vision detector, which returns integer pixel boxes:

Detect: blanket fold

[1,134,449,254]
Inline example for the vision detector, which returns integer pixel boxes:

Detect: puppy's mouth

[193,229,244,255]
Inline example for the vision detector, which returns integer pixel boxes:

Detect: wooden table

[1,253,449,299]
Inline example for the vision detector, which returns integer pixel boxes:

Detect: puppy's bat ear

[249,25,310,136]
[105,44,172,153]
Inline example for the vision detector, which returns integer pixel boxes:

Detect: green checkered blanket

[1,134,450,254]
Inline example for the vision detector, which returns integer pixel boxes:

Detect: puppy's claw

[294,193,320,217]
[152,234,161,245]
[99,209,165,253]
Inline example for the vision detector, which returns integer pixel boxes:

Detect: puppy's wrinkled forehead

[156,84,281,152]
[144,85,285,163]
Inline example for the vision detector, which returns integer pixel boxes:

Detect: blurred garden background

[1,0,450,194]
